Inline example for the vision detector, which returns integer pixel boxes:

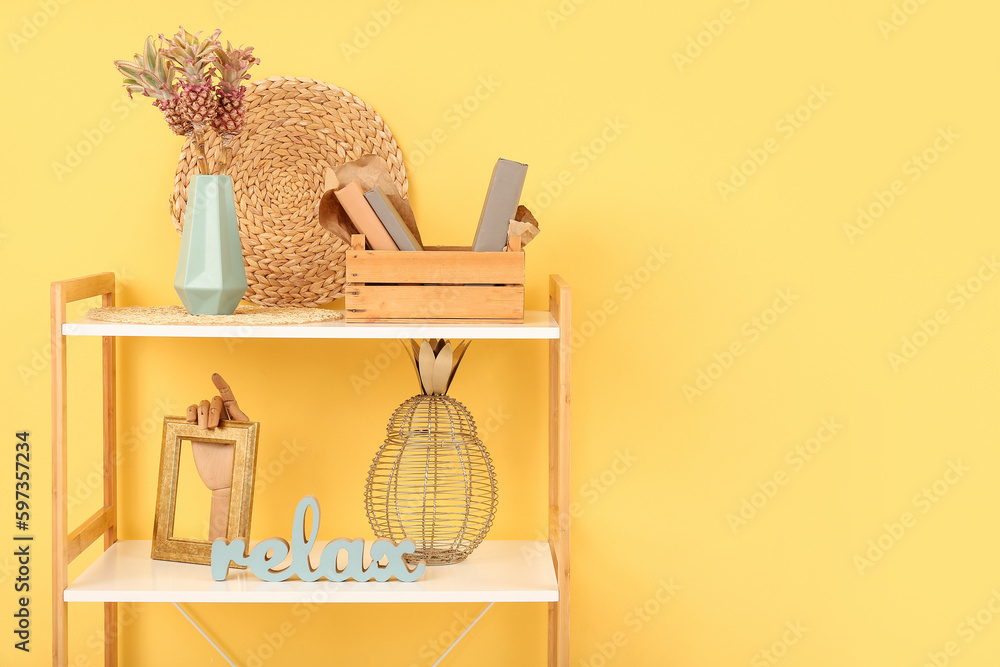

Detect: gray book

[472,158,528,251]
[364,187,423,251]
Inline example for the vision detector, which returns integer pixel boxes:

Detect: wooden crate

[345,234,525,322]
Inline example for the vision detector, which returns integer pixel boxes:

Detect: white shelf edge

[65,540,559,604]
[63,311,559,340]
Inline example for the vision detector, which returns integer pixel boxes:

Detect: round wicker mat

[87,305,343,326]
[171,76,408,308]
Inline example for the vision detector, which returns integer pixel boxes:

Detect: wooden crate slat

[348,249,524,285]
[346,285,524,322]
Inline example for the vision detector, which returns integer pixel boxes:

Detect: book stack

[332,158,530,253]
[334,182,422,251]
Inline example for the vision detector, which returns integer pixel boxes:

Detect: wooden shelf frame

[50,272,571,666]
[51,272,118,667]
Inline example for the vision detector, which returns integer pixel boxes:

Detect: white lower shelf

[65,540,558,604]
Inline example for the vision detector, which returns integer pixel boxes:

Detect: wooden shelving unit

[51,272,571,666]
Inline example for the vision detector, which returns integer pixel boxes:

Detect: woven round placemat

[171,76,408,308]
[87,305,343,326]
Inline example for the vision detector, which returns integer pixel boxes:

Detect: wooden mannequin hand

[188,373,248,541]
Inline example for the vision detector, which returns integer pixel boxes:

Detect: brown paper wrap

[318,155,421,246]
[507,205,540,248]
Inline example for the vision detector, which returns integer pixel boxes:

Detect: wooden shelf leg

[51,281,69,666]
[102,285,118,667]
[547,275,571,667]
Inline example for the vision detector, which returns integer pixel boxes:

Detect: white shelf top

[63,311,559,340]
[65,540,558,604]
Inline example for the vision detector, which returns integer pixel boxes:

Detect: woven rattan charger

[171,76,409,308]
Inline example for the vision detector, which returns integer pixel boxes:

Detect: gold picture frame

[151,416,260,566]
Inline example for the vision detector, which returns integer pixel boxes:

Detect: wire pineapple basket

[365,340,498,565]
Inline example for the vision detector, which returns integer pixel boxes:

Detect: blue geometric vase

[174,175,248,315]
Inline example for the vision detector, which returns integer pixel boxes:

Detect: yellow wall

[2,0,998,664]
